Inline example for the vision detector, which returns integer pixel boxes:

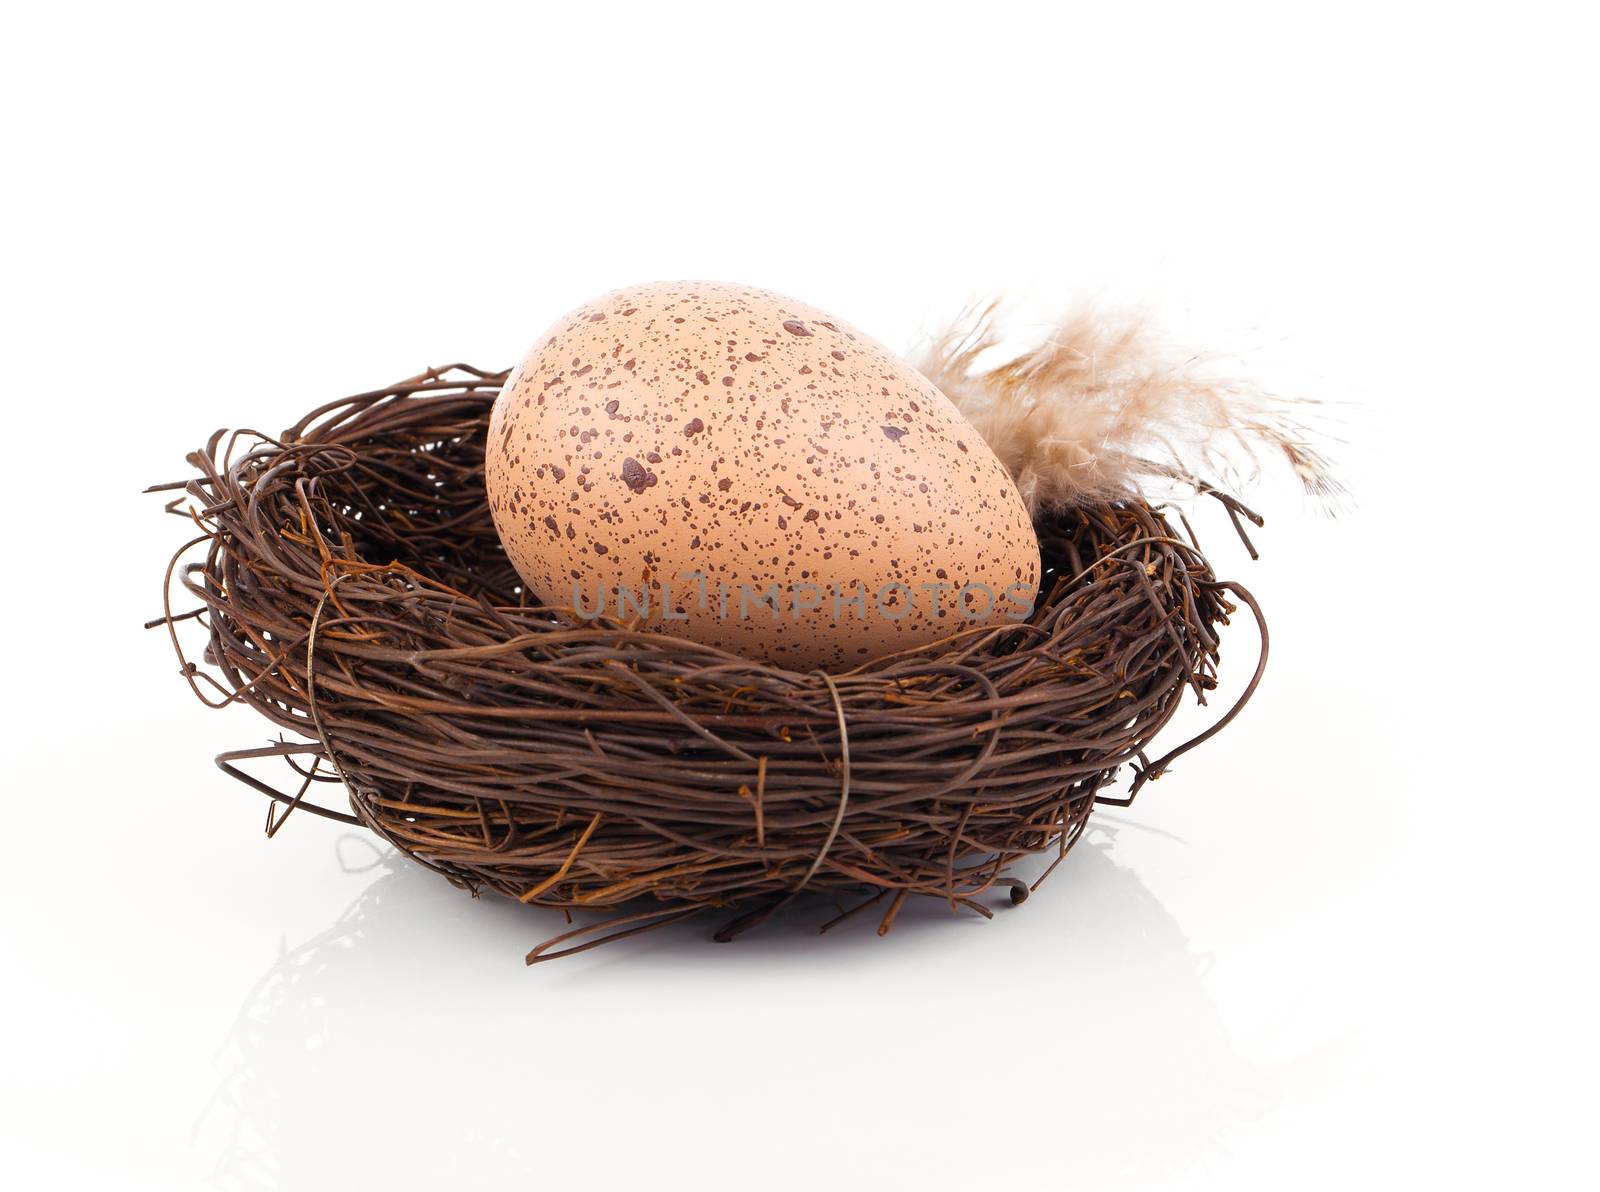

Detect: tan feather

[912,302,1341,515]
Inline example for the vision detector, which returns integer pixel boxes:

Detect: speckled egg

[485,281,1039,670]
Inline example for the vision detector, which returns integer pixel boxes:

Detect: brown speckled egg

[485,281,1040,670]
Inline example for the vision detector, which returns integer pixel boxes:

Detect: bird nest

[151,365,1267,962]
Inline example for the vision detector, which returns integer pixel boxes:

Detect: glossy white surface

[5,4,1594,1189]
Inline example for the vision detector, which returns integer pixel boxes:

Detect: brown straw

[148,365,1268,961]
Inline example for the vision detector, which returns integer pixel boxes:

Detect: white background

[4,3,1596,1189]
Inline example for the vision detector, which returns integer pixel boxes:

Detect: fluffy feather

[913,303,1340,515]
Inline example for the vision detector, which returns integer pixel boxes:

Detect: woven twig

[149,365,1267,961]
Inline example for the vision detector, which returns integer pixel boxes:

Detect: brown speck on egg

[620,456,657,494]
[782,319,812,337]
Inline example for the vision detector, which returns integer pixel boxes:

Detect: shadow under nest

[153,365,1266,961]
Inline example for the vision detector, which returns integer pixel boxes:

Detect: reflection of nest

[154,367,1266,960]
[199,833,1265,1188]
[197,841,536,1189]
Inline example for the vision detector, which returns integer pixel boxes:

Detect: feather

[912,302,1341,515]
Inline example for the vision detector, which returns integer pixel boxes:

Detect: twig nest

[153,364,1268,961]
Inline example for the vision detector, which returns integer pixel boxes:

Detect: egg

[486,282,1039,669]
